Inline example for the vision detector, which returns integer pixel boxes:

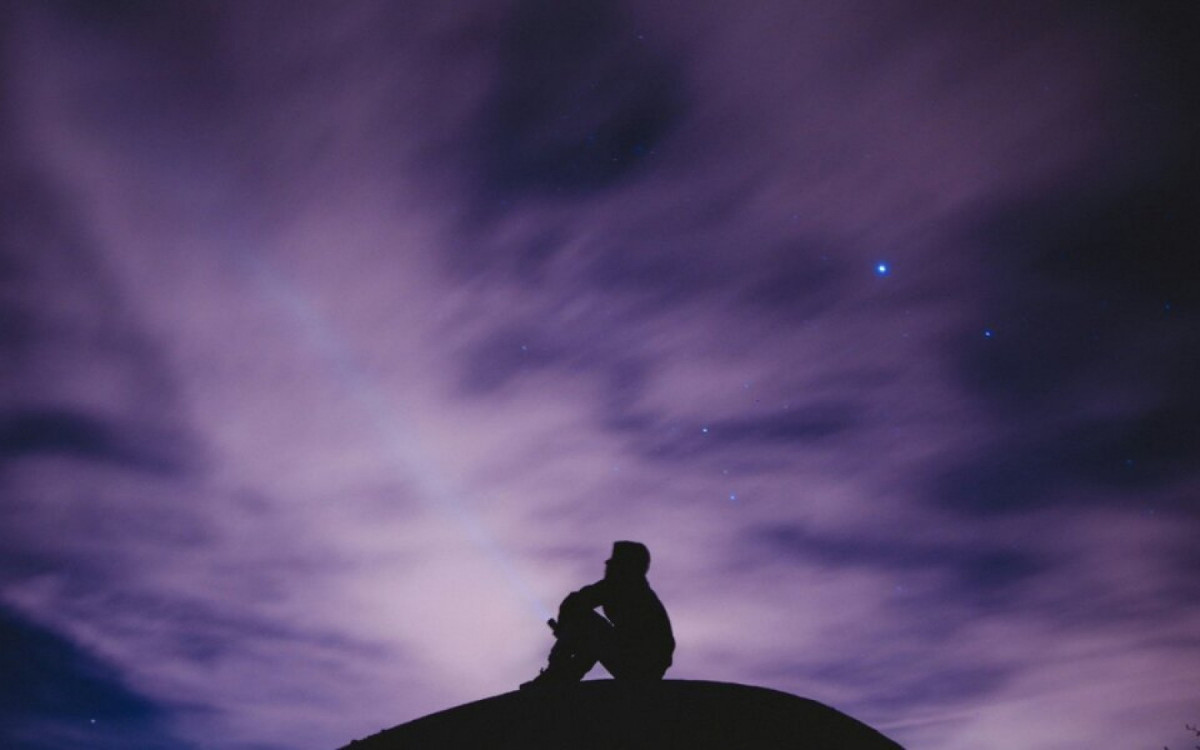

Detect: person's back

[611,581,674,678]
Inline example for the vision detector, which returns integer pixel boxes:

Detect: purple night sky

[2,1,1197,748]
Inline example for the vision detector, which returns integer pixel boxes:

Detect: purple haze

[1,2,1198,749]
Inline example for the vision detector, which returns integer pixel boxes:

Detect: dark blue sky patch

[959,170,1200,418]
[737,241,849,321]
[954,294,1122,413]
[474,0,687,201]
[790,655,1013,716]
[712,407,857,444]
[38,0,233,154]
[1054,405,1200,492]
[931,401,1200,517]
[932,440,1061,516]
[48,0,190,30]
[752,523,1049,599]
[0,605,191,750]
[632,404,857,462]
[586,243,724,310]
[1024,181,1200,308]
[0,409,185,475]
[0,302,35,352]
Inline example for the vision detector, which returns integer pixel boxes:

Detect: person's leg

[550,607,613,678]
[564,617,672,682]
[522,608,614,688]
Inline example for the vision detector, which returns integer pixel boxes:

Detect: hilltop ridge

[340,679,904,749]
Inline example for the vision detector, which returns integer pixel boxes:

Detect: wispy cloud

[2,2,1197,749]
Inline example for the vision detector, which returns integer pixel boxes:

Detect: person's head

[604,540,651,581]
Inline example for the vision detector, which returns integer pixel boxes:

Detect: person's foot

[519,668,564,690]
[519,658,586,690]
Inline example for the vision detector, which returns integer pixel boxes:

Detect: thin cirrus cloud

[1,1,1198,750]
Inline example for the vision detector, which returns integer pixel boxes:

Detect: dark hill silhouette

[339,679,905,749]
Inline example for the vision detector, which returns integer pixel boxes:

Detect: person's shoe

[520,668,564,690]
[519,657,586,690]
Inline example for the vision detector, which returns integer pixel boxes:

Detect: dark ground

[340,679,905,750]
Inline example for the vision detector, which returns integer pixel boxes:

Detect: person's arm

[560,579,607,614]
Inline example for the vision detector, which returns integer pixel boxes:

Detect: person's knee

[558,593,594,621]
[558,599,609,628]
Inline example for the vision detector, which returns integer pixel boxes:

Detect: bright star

[875,262,890,276]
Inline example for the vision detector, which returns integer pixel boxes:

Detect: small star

[701,426,709,434]
[874,262,890,276]
[728,493,738,502]
[984,328,994,338]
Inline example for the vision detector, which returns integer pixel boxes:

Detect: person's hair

[612,540,651,575]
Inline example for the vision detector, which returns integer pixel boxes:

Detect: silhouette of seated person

[523,541,674,688]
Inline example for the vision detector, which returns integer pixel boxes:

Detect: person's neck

[607,573,647,586]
